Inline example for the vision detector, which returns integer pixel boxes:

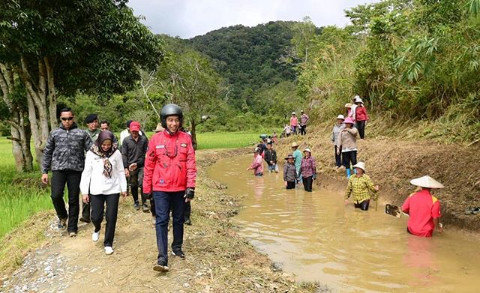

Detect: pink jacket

[290,116,298,127]
[250,154,264,175]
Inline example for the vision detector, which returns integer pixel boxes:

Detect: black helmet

[160,104,183,128]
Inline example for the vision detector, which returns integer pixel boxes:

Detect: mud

[209,154,480,292]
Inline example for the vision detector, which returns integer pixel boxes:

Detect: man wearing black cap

[80,113,101,223]
[85,114,100,142]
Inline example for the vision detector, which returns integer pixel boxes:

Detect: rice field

[196,131,272,150]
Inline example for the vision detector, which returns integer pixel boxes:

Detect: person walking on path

[80,113,101,223]
[402,176,444,237]
[41,108,92,237]
[122,121,149,212]
[332,115,345,168]
[292,142,302,182]
[354,97,369,139]
[247,147,264,176]
[264,141,278,173]
[119,120,144,149]
[290,112,298,135]
[283,154,297,189]
[344,162,379,211]
[100,120,118,144]
[300,148,316,192]
[80,131,127,255]
[337,117,358,178]
[143,104,197,272]
[299,110,309,135]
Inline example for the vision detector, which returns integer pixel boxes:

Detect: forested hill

[188,21,297,109]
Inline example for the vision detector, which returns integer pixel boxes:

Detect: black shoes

[172,249,185,259]
[134,202,140,210]
[153,258,169,272]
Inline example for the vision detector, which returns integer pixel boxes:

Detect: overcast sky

[127,0,378,39]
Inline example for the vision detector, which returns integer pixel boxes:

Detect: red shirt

[143,130,196,193]
[355,106,369,121]
[401,189,441,237]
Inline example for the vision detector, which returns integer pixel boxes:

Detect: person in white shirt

[80,130,127,255]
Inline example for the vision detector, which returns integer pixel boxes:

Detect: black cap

[84,114,98,124]
[126,120,133,128]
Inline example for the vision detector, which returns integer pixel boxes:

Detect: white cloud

[128,0,378,38]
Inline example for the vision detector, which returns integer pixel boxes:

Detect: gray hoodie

[42,123,92,173]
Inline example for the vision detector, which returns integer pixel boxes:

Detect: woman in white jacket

[80,131,127,255]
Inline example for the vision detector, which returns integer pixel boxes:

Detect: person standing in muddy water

[264,141,278,173]
[143,104,197,272]
[332,114,345,168]
[80,130,127,255]
[291,142,302,183]
[402,176,444,237]
[300,148,316,192]
[41,108,92,237]
[344,162,379,211]
[122,121,149,212]
[337,117,358,178]
[299,110,309,135]
[247,147,264,176]
[283,154,297,189]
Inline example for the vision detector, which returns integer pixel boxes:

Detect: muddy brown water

[209,154,480,292]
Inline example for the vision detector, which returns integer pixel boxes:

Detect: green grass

[0,138,52,239]
[196,131,277,150]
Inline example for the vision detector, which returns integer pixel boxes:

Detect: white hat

[303,148,311,153]
[353,162,366,172]
[337,114,345,120]
[292,112,296,115]
[355,97,363,103]
[291,142,299,147]
[410,176,444,189]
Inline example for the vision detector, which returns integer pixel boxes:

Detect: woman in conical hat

[401,175,444,237]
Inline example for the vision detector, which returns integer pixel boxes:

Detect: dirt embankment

[1,148,318,293]
[274,125,480,231]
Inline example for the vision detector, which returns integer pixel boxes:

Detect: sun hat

[291,142,299,148]
[353,95,360,101]
[303,148,311,153]
[354,97,363,103]
[154,123,164,133]
[129,121,141,132]
[410,176,444,189]
[353,162,366,172]
[292,112,296,115]
[344,117,354,124]
[285,154,294,160]
[337,114,345,120]
[254,147,261,153]
[345,103,353,108]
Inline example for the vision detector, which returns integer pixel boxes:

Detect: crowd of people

[41,104,195,271]
[250,94,444,238]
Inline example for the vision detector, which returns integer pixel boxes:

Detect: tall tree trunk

[190,118,197,150]
[45,57,58,129]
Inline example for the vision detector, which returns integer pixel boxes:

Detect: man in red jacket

[143,104,197,272]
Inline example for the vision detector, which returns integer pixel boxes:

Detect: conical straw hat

[410,175,444,189]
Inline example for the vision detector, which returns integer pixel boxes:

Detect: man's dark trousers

[153,191,185,262]
[51,170,82,232]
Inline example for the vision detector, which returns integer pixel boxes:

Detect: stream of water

[208,154,480,292]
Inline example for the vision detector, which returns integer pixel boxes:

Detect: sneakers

[92,231,100,242]
[172,249,185,259]
[134,202,140,210]
[105,246,114,255]
[69,231,77,237]
[142,203,149,213]
[153,258,169,272]
[184,218,192,226]
[57,218,67,229]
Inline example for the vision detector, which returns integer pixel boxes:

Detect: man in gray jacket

[41,108,92,237]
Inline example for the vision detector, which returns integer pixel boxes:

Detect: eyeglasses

[61,117,74,121]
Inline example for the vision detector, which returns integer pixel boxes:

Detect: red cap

[129,121,141,132]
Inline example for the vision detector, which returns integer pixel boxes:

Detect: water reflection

[209,155,480,292]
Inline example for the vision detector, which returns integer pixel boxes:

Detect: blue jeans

[153,191,186,263]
